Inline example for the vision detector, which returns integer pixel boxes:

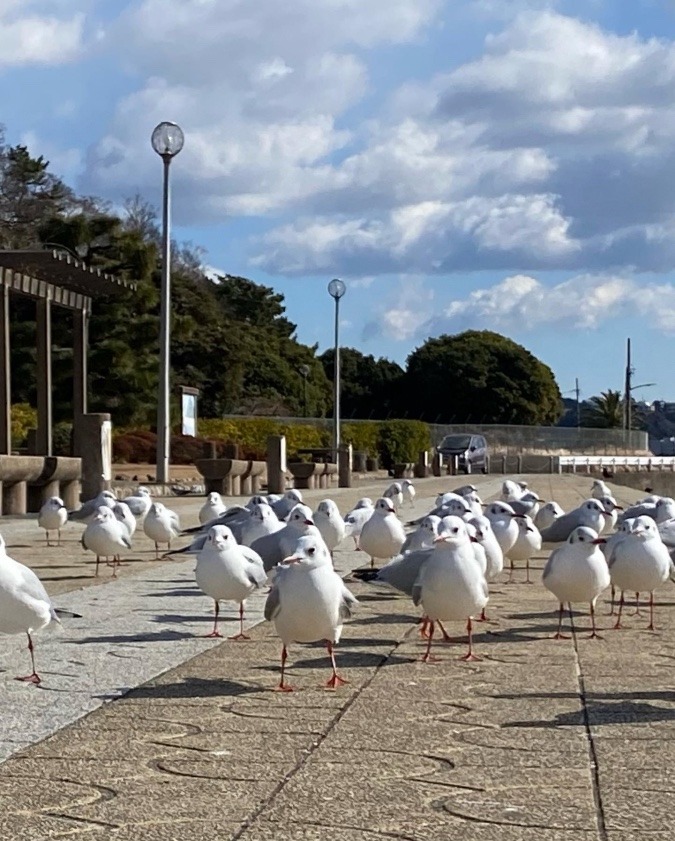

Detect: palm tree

[582,390,624,429]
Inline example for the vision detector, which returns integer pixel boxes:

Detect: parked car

[436,433,489,474]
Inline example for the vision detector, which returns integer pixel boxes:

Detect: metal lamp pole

[327,278,346,456]
[299,364,310,417]
[151,121,184,484]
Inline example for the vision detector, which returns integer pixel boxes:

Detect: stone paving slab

[0,473,670,839]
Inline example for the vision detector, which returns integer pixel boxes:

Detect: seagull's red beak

[304,519,314,526]
[281,555,302,565]
[592,538,607,544]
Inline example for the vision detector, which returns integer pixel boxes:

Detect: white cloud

[0,2,85,67]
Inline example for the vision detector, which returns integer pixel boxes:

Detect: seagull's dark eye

[579,535,584,541]
[308,547,316,556]
[452,527,459,534]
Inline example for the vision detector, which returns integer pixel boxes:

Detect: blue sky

[4,1,675,405]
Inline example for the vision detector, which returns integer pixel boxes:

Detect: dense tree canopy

[319,348,404,420]
[404,331,562,425]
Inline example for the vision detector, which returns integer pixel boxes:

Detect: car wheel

[481,457,489,475]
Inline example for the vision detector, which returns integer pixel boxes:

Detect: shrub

[52,422,73,456]
[341,421,379,456]
[11,403,37,447]
[376,420,431,469]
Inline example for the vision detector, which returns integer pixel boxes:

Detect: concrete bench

[195,458,249,495]
[392,462,415,479]
[240,460,267,496]
[287,462,321,490]
[0,455,82,515]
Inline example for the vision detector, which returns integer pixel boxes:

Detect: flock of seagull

[0,476,674,690]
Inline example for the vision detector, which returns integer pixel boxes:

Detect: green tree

[404,330,562,424]
[319,347,404,419]
[581,390,624,429]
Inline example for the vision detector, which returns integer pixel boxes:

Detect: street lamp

[299,364,310,417]
[151,121,184,484]
[327,278,346,455]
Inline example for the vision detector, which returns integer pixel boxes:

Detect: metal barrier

[557,455,675,473]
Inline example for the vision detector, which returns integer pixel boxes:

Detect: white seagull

[534,501,565,531]
[250,504,324,573]
[542,526,610,639]
[383,482,404,511]
[112,501,136,539]
[343,498,374,550]
[484,501,519,556]
[82,506,132,576]
[313,499,346,555]
[143,502,181,558]
[505,515,542,584]
[199,492,227,525]
[195,525,267,640]
[264,534,358,691]
[68,489,117,524]
[120,486,153,519]
[37,496,67,546]
[359,498,407,568]
[402,479,416,508]
[412,516,489,662]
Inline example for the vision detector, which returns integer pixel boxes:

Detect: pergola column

[73,307,89,418]
[36,296,52,456]
[0,279,10,454]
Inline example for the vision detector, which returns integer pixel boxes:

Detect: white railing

[557,455,675,473]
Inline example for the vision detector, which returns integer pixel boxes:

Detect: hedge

[113,418,431,468]
[11,403,37,447]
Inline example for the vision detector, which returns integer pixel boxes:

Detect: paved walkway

[0,474,671,840]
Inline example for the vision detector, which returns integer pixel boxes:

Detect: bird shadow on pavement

[148,613,215,624]
[352,612,420,626]
[143,588,201,598]
[67,629,196,644]
[38,574,95,582]
[99,677,264,701]
[503,696,675,728]
[265,650,417,671]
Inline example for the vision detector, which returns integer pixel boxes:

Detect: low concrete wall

[607,472,675,497]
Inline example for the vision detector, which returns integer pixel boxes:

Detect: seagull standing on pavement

[591,479,613,500]
[384,482,404,511]
[199,492,227,525]
[484,501,519,555]
[68,489,117,524]
[0,533,61,684]
[120,486,153,519]
[113,501,136,539]
[195,525,266,640]
[313,499,346,555]
[82,506,132,576]
[505,515,542,584]
[534,501,565,532]
[37,496,67,546]
[359,498,407,568]
[251,504,324,573]
[343,498,374,550]
[402,479,416,508]
[542,526,610,639]
[143,502,181,558]
[272,489,304,521]
[240,502,284,547]
[412,516,489,662]
[609,515,671,630]
[539,499,610,543]
[264,535,358,691]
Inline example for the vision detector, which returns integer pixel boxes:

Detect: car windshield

[440,435,472,449]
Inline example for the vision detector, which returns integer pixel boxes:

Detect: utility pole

[623,338,632,433]
[575,377,581,428]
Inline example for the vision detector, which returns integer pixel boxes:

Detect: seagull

[505,515,542,584]
[500,480,526,503]
[82,506,132,576]
[597,495,623,533]
[619,495,661,523]
[539,499,611,543]
[468,514,503,620]
[534,501,565,531]
[120,486,153,518]
[359,498,407,568]
[199,492,227,525]
[183,504,253,542]
[609,515,671,630]
[272,489,304,521]
[402,479,416,508]
[313,499,346,555]
[602,518,635,614]
[264,534,358,691]
[68,489,117,524]
[401,515,441,554]
[542,526,610,639]
[37,496,67,546]
[510,491,544,519]
[112,501,136,539]
[412,516,489,662]
[250,504,323,573]
[143,502,181,558]
[195,525,266,640]
[240,501,284,547]
[343,498,374,550]
[0,533,60,684]
[384,482,404,511]
[484,501,519,555]
[591,479,613,500]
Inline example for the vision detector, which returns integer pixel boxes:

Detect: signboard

[181,388,198,437]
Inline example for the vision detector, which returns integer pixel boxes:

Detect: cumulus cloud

[369,274,675,343]
[0,1,84,67]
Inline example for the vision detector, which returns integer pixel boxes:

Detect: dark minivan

[436,434,489,474]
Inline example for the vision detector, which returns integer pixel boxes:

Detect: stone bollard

[338,443,352,488]
[73,413,112,501]
[432,453,443,477]
[414,450,429,479]
[267,435,287,494]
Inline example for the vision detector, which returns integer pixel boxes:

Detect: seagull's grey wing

[264,584,281,622]
[240,546,267,587]
[620,503,656,521]
[16,564,52,608]
[540,511,578,543]
[182,506,251,536]
[378,549,433,597]
[123,496,146,516]
[68,499,97,521]
[542,548,562,582]
[122,534,132,550]
[658,520,675,549]
[339,584,359,621]
[166,535,208,556]
[251,532,285,573]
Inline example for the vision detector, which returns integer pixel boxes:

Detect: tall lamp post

[327,278,346,455]
[151,121,184,484]
[299,364,310,417]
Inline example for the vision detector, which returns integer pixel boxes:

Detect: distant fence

[214,415,648,455]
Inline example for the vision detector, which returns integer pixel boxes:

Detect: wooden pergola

[0,249,136,455]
